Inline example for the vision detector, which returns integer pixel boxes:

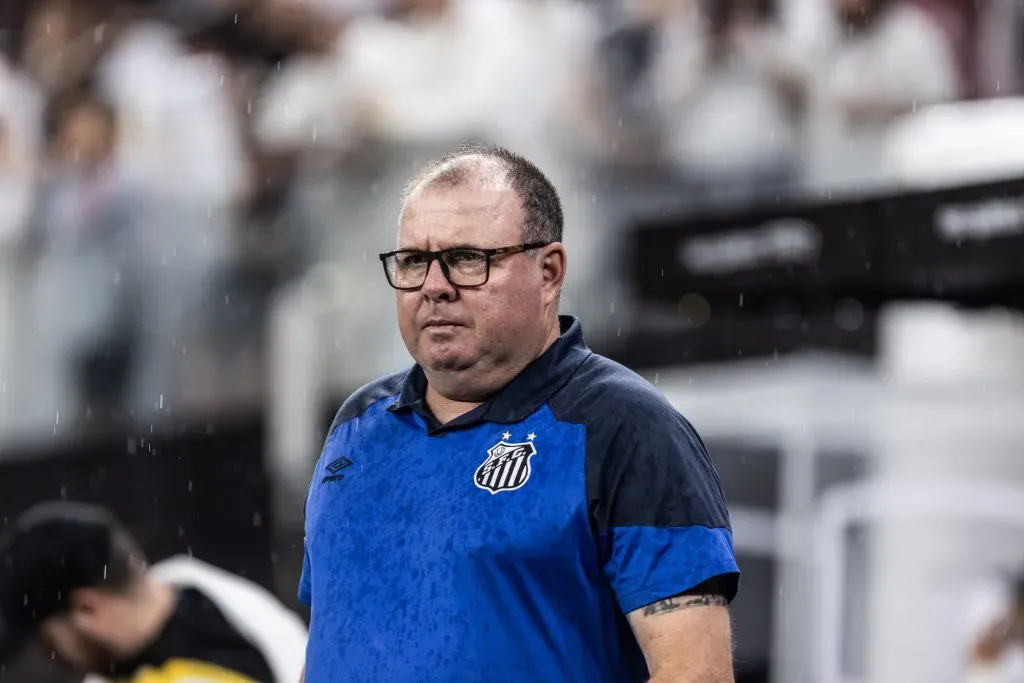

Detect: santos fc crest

[474,435,537,494]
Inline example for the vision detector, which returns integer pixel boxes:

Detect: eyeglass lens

[386,249,489,288]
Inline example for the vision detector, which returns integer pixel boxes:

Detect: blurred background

[2,0,1024,681]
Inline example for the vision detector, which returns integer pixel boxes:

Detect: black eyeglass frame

[378,242,552,291]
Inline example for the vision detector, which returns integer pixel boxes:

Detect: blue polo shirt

[300,316,738,682]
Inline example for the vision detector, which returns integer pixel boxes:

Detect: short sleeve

[298,538,312,606]
[591,402,739,614]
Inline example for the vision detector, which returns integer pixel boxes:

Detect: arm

[590,393,739,682]
[628,580,734,682]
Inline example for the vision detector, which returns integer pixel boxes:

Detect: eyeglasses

[379,242,551,291]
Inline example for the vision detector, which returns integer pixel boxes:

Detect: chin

[424,353,471,373]
[420,344,474,373]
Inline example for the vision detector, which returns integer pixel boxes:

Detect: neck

[424,318,561,424]
[118,580,176,657]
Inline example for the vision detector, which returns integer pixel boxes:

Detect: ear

[539,243,567,303]
[67,588,103,628]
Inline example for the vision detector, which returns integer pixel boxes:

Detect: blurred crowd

[0,0,991,444]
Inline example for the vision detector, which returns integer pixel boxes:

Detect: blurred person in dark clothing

[0,501,306,682]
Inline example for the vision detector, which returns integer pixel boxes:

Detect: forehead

[398,182,523,249]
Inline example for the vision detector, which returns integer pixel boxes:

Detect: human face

[395,181,563,398]
[38,614,117,674]
[58,104,115,168]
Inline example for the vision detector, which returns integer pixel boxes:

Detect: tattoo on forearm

[642,593,728,617]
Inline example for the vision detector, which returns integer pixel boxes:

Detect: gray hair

[403,143,564,245]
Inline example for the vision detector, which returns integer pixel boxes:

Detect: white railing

[814,480,1024,683]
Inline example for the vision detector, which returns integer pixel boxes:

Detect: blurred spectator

[645,0,799,204]
[96,5,249,205]
[798,0,959,192]
[20,0,119,97]
[252,0,357,172]
[86,6,252,421]
[0,55,40,245]
[0,54,42,440]
[29,87,142,434]
[255,0,598,157]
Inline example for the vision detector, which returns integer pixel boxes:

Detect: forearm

[645,649,734,683]
[647,663,734,683]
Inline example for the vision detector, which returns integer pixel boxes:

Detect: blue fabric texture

[300,316,738,682]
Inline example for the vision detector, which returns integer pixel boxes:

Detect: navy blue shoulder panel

[305,370,407,521]
[547,354,731,533]
[328,369,409,436]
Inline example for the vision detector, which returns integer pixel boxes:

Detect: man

[0,501,307,682]
[300,144,738,682]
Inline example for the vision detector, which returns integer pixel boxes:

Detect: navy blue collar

[388,315,591,431]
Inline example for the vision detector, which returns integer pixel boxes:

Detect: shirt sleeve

[591,401,739,614]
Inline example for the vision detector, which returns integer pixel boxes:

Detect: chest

[305,408,590,566]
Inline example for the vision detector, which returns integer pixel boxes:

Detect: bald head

[402,144,564,246]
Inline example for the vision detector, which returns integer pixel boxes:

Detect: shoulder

[549,352,691,438]
[551,353,715,501]
[564,356,729,538]
[884,4,948,44]
[327,369,408,436]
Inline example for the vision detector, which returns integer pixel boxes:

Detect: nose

[420,258,457,302]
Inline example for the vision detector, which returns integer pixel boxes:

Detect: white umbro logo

[473,432,537,494]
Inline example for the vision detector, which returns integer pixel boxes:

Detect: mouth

[422,319,464,332]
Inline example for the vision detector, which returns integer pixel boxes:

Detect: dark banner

[632,176,1024,309]
[876,177,1024,302]
[616,177,1024,368]
[632,196,878,307]
[600,306,876,369]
